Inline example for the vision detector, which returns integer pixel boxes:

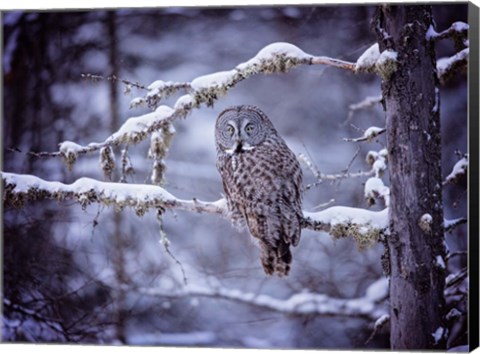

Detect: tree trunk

[373,5,446,349]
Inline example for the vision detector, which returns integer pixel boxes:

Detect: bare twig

[82,73,148,91]
[365,314,390,345]
[310,56,356,71]
[342,95,383,127]
[298,153,375,190]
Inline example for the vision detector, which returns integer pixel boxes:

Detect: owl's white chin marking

[225,143,255,155]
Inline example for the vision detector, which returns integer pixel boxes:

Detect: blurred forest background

[2,4,468,349]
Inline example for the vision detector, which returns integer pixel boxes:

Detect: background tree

[2,4,471,349]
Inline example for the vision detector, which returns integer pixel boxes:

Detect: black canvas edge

[468,1,480,352]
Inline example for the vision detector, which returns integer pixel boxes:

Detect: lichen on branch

[3,172,389,246]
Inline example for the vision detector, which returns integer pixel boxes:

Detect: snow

[365,277,389,302]
[129,96,144,108]
[432,326,445,344]
[446,308,462,320]
[141,278,387,319]
[444,217,466,230]
[445,156,468,183]
[426,24,438,40]
[364,177,389,204]
[373,159,387,176]
[174,94,193,109]
[436,255,446,269]
[376,49,397,66]
[363,126,385,140]
[147,79,167,91]
[437,48,469,79]
[127,331,217,346]
[59,141,84,155]
[236,42,312,71]
[451,21,469,32]
[374,314,390,328]
[304,206,389,231]
[355,43,380,71]
[108,105,174,143]
[2,172,177,204]
[421,213,433,224]
[191,70,236,90]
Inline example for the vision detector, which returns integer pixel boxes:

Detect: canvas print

[1,3,474,350]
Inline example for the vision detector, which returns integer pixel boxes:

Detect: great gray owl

[215,105,303,276]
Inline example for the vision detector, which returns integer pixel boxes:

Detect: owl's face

[215,105,275,154]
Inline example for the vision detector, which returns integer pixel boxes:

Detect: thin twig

[82,73,148,91]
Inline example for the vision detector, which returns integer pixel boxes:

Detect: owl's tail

[259,237,293,277]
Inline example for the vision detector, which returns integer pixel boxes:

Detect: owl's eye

[226,125,234,136]
[245,123,254,134]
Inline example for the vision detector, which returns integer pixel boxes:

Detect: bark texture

[373,5,446,349]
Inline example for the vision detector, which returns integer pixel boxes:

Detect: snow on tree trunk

[373,5,446,349]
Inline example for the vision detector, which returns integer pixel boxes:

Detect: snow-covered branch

[355,43,398,80]
[25,42,358,170]
[444,217,468,233]
[426,22,468,47]
[443,155,468,185]
[2,172,390,244]
[437,48,469,84]
[134,277,389,321]
[2,172,226,216]
[303,207,388,249]
[343,126,386,142]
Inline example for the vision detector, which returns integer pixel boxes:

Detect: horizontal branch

[2,172,389,245]
[426,21,468,46]
[343,126,386,142]
[444,217,468,233]
[134,277,389,320]
[443,155,468,185]
[437,48,469,84]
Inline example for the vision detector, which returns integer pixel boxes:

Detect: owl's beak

[233,138,254,154]
[233,139,244,154]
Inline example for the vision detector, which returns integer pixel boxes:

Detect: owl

[215,105,303,276]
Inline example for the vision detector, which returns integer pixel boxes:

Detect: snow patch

[236,42,312,71]
[432,326,445,344]
[59,141,84,155]
[437,48,469,79]
[109,105,174,143]
[365,277,389,302]
[436,255,446,269]
[191,70,237,90]
[445,156,468,184]
[426,24,438,40]
[304,206,389,231]
[355,43,380,72]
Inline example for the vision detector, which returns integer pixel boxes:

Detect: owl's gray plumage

[215,105,303,276]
